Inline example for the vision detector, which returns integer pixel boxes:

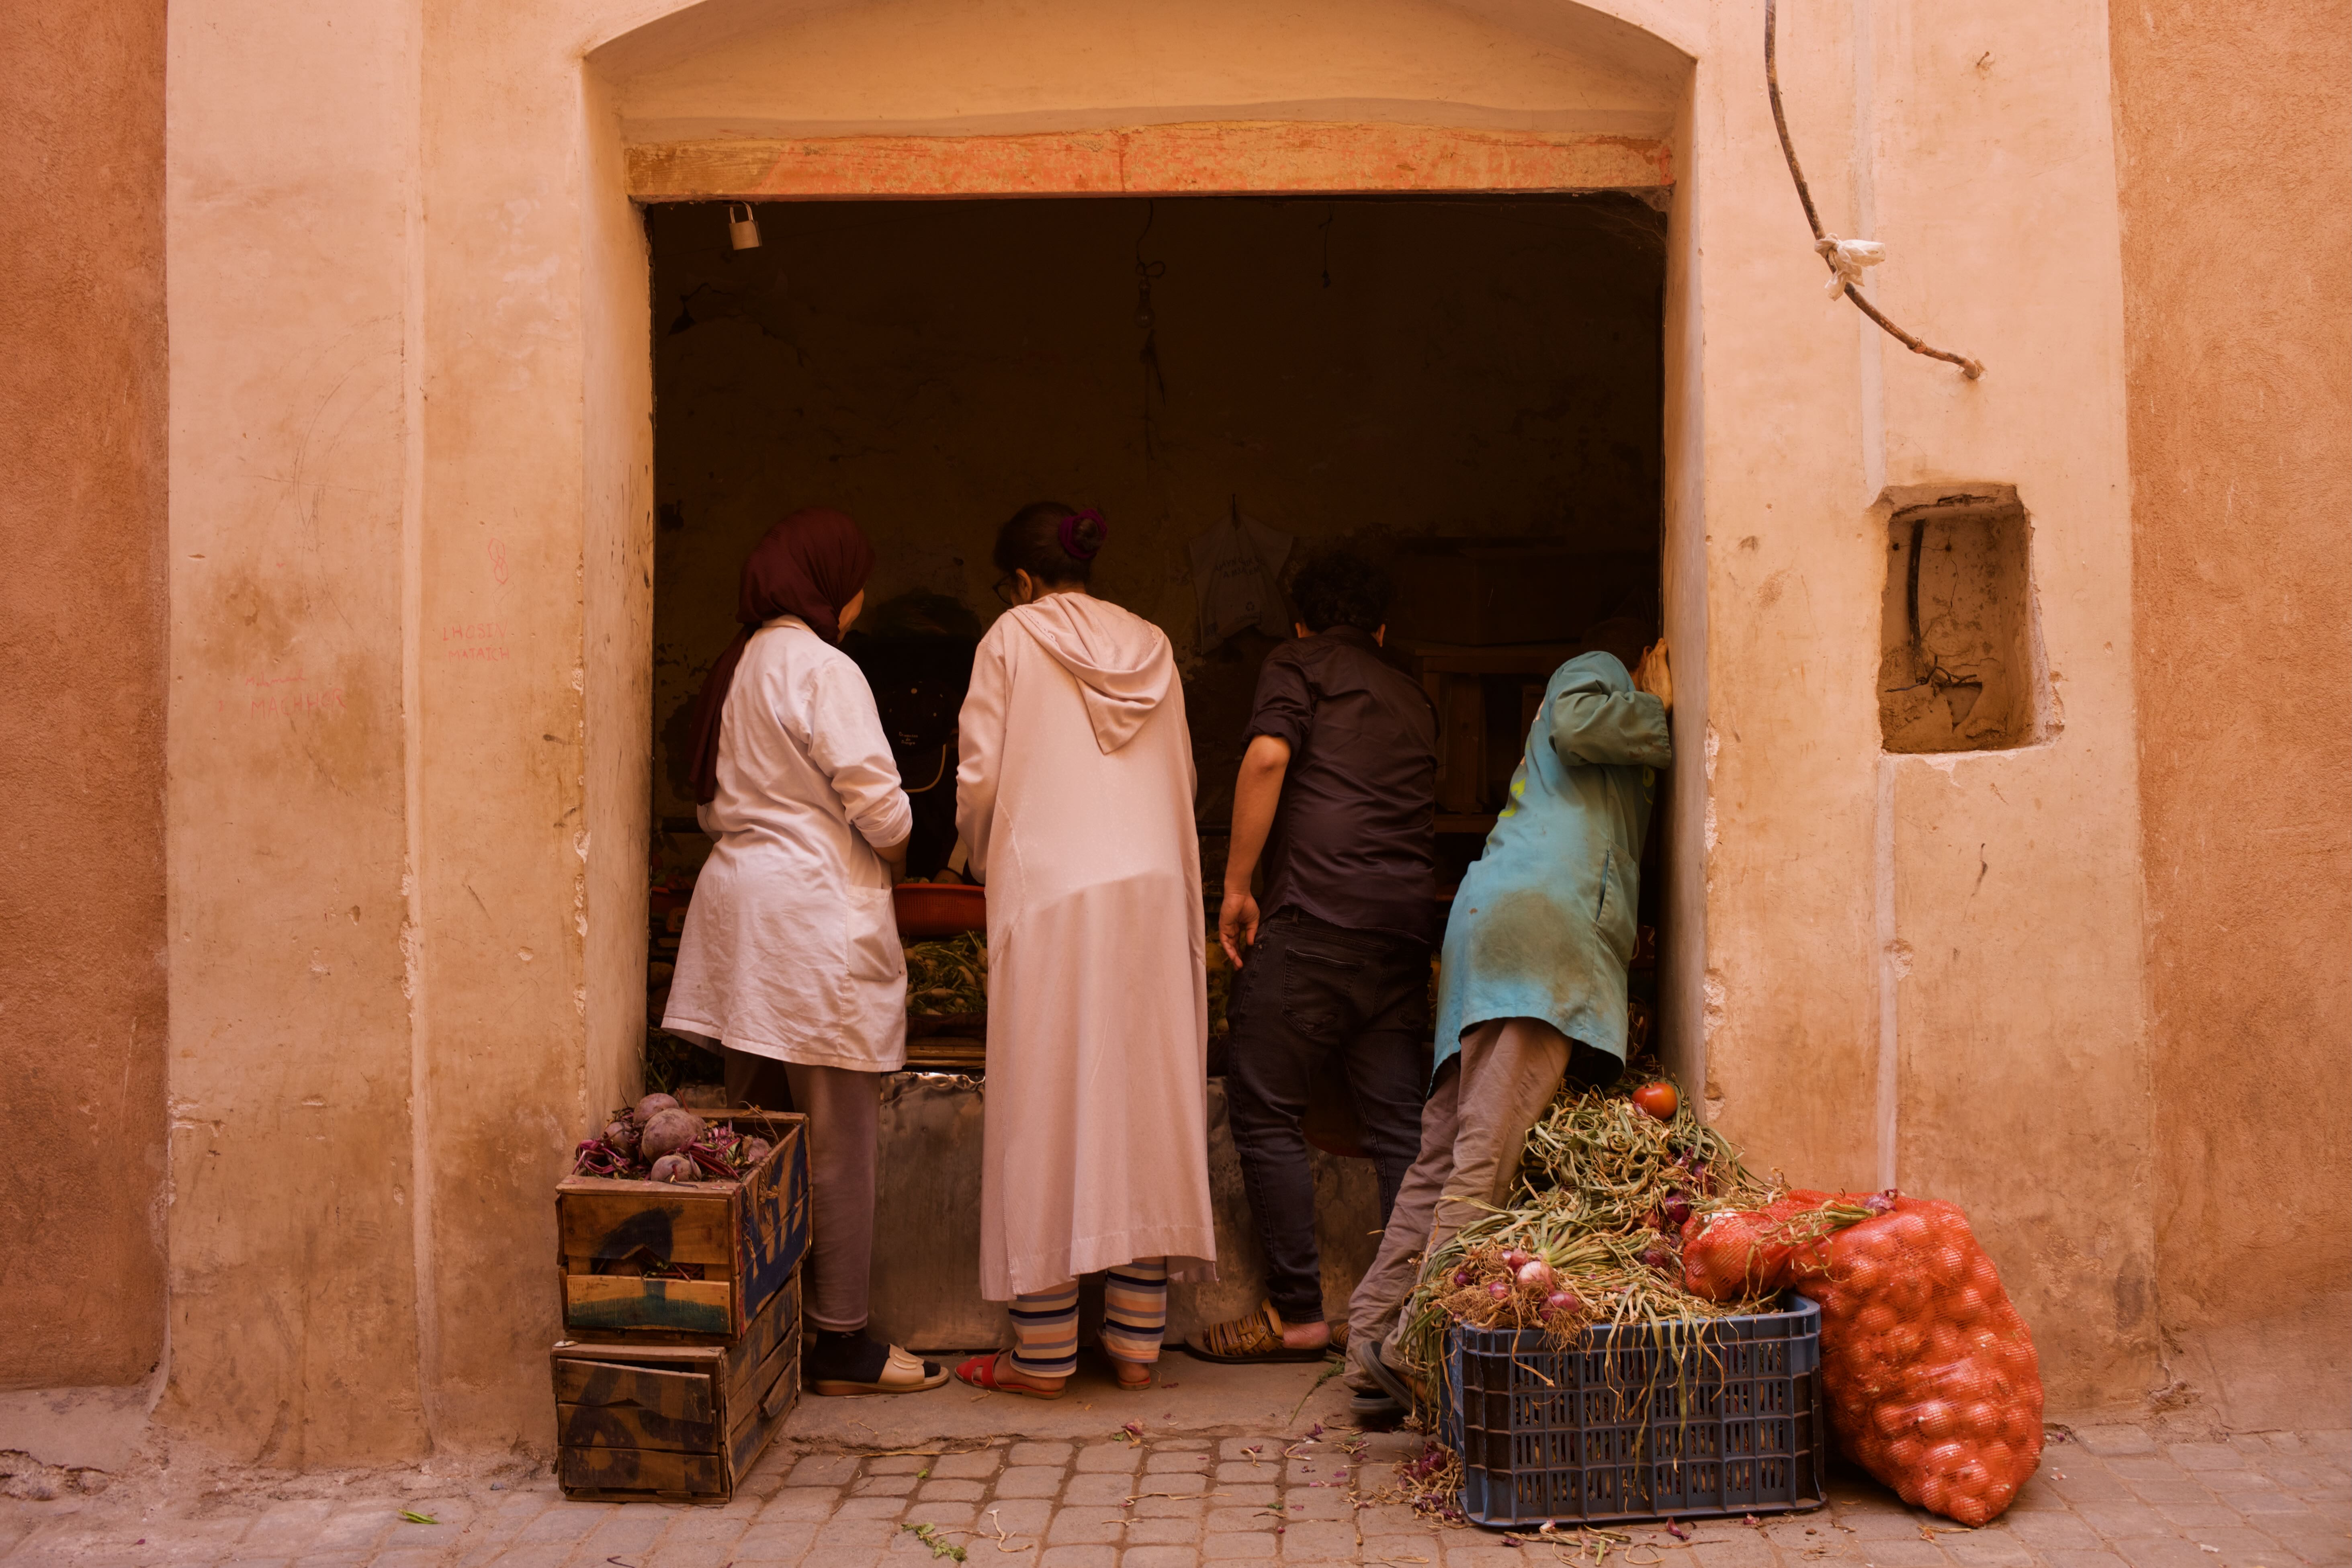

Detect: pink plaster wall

[162,0,429,1462]
[0,0,170,1388]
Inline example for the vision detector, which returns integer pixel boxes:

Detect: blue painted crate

[558,1109,810,1341]
[1444,1295,1826,1526]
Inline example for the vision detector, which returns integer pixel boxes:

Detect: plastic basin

[893,883,985,938]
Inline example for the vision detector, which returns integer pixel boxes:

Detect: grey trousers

[1346,1017,1574,1372]
[723,1049,879,1335]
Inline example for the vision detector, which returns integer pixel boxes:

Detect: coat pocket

[842,884,904,988]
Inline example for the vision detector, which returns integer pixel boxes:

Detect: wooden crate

[553,1269,800,1502]
[557,1109,809,1339]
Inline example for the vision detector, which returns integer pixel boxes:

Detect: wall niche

[1876,486,2054,754]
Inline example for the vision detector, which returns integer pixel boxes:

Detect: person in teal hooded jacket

[1348,640,1672,1412]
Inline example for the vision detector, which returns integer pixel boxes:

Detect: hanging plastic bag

[1683,1191,2043,1526]
[1188,510,1294,651]
[1817,235,1886,296]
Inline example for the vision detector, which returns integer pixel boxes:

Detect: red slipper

[954,1351,1066,1401]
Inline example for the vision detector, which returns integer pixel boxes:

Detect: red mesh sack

[1679,1188,1844,1300]
[1682,1193,2043,1525]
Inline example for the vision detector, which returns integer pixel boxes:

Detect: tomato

[1631,1081,1679,1121]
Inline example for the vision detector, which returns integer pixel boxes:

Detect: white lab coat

[665,616,913,1071]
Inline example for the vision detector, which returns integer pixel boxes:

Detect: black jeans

[1223,908,1431,1328]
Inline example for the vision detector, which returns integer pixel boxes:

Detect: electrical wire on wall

[1765,0,1986,379]
[1133,201,1169,456]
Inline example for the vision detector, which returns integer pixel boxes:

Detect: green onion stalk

[1394,1067,1787,1383]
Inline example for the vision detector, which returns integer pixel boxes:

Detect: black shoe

[807,1329,948,1396]
[1352,1338,1418,1414]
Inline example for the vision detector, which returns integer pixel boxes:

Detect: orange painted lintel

[626,121,1673,201]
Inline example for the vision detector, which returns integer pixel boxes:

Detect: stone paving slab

[2,1421,2343,1568]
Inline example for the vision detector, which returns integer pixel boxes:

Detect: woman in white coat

[664,506,947,1396]
[950,504,1217,1399]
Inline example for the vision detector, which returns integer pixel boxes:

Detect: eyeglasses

[992,572,1024,607]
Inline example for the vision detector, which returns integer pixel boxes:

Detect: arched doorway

[583,0,1703,1348]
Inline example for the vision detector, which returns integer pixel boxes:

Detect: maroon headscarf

[685,507,876,802]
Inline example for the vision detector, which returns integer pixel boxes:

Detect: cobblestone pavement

[1,1423,2342,1568]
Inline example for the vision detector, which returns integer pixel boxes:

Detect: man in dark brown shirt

[1184,553,1439,1365]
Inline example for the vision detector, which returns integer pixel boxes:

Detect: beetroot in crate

[557,1107,809,1338]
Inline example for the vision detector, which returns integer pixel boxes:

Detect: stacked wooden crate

[551,1109,811,1503]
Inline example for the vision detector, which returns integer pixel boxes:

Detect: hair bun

[1058,508,1109,561]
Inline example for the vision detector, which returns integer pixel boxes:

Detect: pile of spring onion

[904,932,988,1016]
[1396,1062,1787,1379]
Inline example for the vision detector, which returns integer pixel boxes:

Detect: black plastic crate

[1443,1295,1826,1527]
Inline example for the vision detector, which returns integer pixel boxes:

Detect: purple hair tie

[1058,508,1108,560]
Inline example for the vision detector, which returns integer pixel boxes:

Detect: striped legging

[1008,1258,1169,1378]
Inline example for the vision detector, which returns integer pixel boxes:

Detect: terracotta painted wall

[0,0,170,1386]
[2110,0,2352,1428]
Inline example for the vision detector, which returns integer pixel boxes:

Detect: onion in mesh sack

[1681,1191,2042,1524]
[639,1107,705,1160]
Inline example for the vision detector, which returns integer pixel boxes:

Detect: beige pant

[724,1049,878,1335]
[1347,1017,1574,1371]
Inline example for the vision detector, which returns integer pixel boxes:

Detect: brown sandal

[1099,1335,1155,1391]
[1181,1302,1335,1363]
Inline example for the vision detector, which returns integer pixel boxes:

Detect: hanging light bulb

[727,202,761,251]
